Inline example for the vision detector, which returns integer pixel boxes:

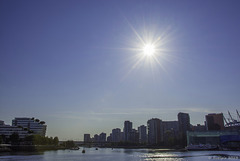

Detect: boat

[95,148,98,150]
[186,144,218,151]
[70,147,80,150]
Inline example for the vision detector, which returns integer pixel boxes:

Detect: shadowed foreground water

[0,148,240,161]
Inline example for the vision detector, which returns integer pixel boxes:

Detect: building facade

[138,125,147,144]
[12,117,47,136]
[84,134,91,143]
[128,129,139,144]
[99,132,106,142]
[124,121,132,142]
[93,134,99,142]
[187,131,240,146]
[162,121,179,144]
[0,121,29,139]
[192,124,207,132]
[112,128,121,143]
[147,118,163,145]
[206,113,224,131]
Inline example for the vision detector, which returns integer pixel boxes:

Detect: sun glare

[143,44,155,56]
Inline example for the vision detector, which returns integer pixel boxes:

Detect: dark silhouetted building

[124,120,132,142]
[162,121,179,145]
[178,112,190,145]
[206,113,224,131]
[93,134,99,142]
[84,134,91,143]
[112,128,121,142]
[138,125,147,144]
[192,124,207,132]
[129,129,139,144]
[178,112,190,134]
[99,132,106,142]
[147,118,163,145]
[107,133,112,142]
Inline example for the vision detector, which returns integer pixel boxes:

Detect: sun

[143,44,155,56]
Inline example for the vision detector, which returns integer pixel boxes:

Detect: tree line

[0,133,59,146]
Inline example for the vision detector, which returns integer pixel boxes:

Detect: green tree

[65,140,75,148]
[40,121,45,124]
[53,137,59,146]
[10,132,20,145]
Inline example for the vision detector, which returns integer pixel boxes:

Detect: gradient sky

[1,0,240,140]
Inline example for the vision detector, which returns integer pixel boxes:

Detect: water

[0,148,239,161]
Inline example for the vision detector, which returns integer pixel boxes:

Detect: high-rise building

[112,128,121,142]
[147,118,163,145]
[99,132,106,142]
[84,134,91,143]
[178,112,190,145]
[129,129,139,144]
[162,121,179,139]
[206,113,224,131]
[124,121,132,142]
[12,117,47,136]
[178,112,190,135]
[120,132,124,142]
[107,134,112,142]
[138,125,147,144]
[93,134,99,142]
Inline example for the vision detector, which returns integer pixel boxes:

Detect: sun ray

[118,19,176,81]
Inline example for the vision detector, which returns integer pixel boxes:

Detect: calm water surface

[0,148,239,161]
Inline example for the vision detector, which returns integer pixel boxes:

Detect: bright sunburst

[119,20,174,80]
[143,44,155,57]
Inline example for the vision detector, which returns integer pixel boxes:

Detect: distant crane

[236,110,240,122]
[224,110,240,127]
[228,111,235,122]
[223,115,229,126]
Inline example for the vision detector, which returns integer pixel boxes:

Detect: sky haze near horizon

[1,0,240,140]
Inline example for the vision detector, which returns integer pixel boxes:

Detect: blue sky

[1,0,240,140]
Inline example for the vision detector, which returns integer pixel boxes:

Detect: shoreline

[0,144,67,152]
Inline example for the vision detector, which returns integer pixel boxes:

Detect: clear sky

[1,0,240,140]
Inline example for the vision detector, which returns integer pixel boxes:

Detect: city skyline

[1,1,240,140]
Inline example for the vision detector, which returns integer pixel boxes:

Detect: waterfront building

[187,131,240,146]
[120,132,124,142]
[147,118,163,145]
[206,113,224,131]
[129,129,139,144]
[178,112,191,135]
[107,134,112,142]
[93,134,99,142]
[84,134,91,143]
[112,128,121,142]
[178,112,190,145]
[124,120,132,142]
[0,121,29,139]
[162,121,179,144]
[12,117,47,136]
[99,132,106,142]
[138,125,147,144]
